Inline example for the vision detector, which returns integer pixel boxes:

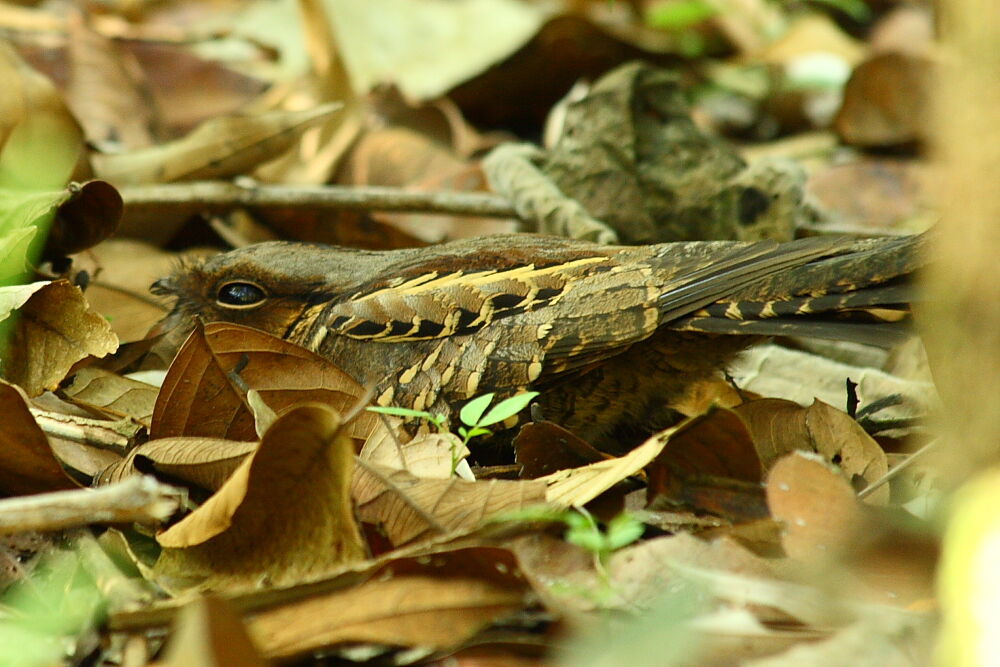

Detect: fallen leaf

[765,451,862,561]
[98,436,257,491]
[834,53,931,147]
[514,420,609,479]
[246,547,532,660]
[0,380,80,496]
[151,322,382,447]
[154,403,366,591]
[2,280,119,396]
[65,12,153,151]
[92,104,341,185]
[359,431,467,479]
[61,367,158,426]
[47,179,123,258]
[736,398,889,504]
[160,596,268,667]
[352,460,547,548]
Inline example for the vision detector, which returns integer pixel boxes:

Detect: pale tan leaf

[62,367,158,426]
[352,460,547,547]
[3,280,119,396]
[92,104,341,185]
[541,424,678,507]
[359,431,466,479]
[98,437,257,490]
[154,404,365,591]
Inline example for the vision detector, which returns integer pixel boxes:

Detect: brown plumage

[153,233,922,453]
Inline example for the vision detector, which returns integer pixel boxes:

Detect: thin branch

[0,476,185,535]
[119,182,519,218]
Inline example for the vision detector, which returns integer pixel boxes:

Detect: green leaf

[565,525,607,554]
[605,513,645,550]
[459,392,495,427]
[645,0,717,31]
[464,426,492,440]
[478,391,539,427]
[808,0,872,22]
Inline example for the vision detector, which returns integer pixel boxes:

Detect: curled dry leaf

[62,367,158,426]
[91,104,341,185]
[98,437,257,491]
[154,403,366,591]
[646,407,768,521]
[352,460,547,548]
[2,280,118,396]
[735,398,889,505]
[765,451,863,562]
[0,380,80,496]
[834,53,932,147]
[47,179,123,258]
[151,322,384,447]
[246,547,532,660]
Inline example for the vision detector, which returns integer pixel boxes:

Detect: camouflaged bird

[153,233,922,454]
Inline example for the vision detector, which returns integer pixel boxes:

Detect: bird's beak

[150,277,176,296]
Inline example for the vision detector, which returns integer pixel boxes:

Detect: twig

[30,408,140,452]
[0,476,185,534]
[119,182,519,218]
[857,439,938,500]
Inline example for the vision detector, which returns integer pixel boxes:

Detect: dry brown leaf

[352,460,547,548]
[154,403,366,591]
[98,437,257,490]
[62,367,158,426]
[65,12,153,150]
[514,420,610,478]
[541,421,682,507]
[765,451,862,561]
[359,432,466,479]
[735,398,889,504]
[834,53,931,147]
[245,547,531,660]
[151,322,382,447]
[0,380,80,496]
[160,596,268,667]
[2,280,118,396]
[645,407,768,521]
[92,104,341,185]
[46,179,122,259]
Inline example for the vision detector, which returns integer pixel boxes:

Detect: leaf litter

[0,1,947,665]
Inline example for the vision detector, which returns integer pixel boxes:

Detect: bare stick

[0,476,184,534]
[119,182,519,218]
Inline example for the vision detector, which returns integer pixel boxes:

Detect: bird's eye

[216,281,267,308]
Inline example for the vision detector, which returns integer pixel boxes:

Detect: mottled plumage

[154,233,922,453]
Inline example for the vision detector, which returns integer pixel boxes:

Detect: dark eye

[216,281,267,308]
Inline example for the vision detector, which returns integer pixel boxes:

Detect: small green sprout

[367,391,539,475]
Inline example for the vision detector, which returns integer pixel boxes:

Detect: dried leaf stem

[119,181,518,218]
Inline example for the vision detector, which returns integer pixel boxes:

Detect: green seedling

[367,391,539,475]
